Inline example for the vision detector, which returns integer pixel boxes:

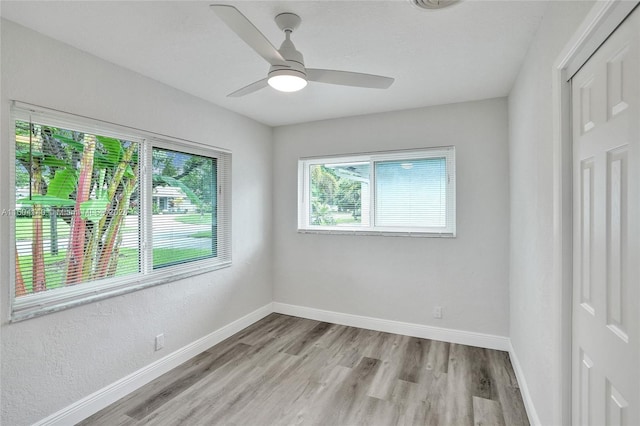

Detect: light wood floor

[81,313,529,425]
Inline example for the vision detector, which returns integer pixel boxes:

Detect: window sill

[10,260,231,322]
[297,228,456,238]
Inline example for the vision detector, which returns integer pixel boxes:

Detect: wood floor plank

[467,346,493,400]
[309,322,341,348]
[367,334,410,401]
[125,343,252,420]
[135,347,267,425]
[226,347,333,422]
[487,350,530,426]
[398,337,430,383]
[389,379,418,407]
[241,347,332,424]
[137,335,290,424]
[283,321,332,356]
[82,314,530,426]
[360,330,398,360]
[224,312,286,345]
[473,396,506,426]
[323,325,360,354]
[425,339,450,375]
[352,395,404,426]
[495,383,530,426]
[77,349,220,425]
[78,412,136,426]
[192,352,301,423]
[285,364,353,425]
[413,372,449,425]
[488,349,520,388]
[319,356,381,425]
[239,314,317,349]
[444,343,475,426]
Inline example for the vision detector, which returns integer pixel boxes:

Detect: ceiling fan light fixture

[268,70,307,92]
[411,0,459,10]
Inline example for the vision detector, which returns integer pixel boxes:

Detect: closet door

[572,7,639,426]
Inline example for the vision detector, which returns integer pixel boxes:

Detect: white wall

[508,1,594,425]
[273,98,510,336]
[0,20,273,426]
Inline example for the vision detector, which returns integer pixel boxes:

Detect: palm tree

[311,165,337,205]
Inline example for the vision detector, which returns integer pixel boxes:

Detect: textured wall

[273,98,510,337]
[0,20,273,426]
[508,2,595,424]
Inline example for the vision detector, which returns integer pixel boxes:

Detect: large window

[298,147,455,236]
[10,102,231,321]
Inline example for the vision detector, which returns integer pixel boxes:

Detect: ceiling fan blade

[307,69,394,89]
[210,4,288,67]
[227,78,269,97]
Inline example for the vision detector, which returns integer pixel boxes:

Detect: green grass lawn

[17,248,139,293]
[333,211,360,225]
[173,214,212,225]
[16,247,214,294]
[188,230,213,238]
[16,215,210,240]
[15,217,71,241]
[153,247,214,268]
[15,214,214,294]
[335,217,360,224]
[17,251,68,292]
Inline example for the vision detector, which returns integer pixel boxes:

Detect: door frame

[552,1,639,425]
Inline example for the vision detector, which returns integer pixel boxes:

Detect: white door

[572,7,640,426]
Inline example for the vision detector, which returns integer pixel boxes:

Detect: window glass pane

[309,162,370,227]
[375,158,447,228]
[14,119,140,297]
[151,147,216,269]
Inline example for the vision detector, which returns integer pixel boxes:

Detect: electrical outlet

[155,334,165,351]
[433,306,443,319]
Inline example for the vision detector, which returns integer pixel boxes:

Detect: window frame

[9,101,232,322]
[298,147,456,237]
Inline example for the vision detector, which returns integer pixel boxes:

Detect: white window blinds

[11,102,231,321]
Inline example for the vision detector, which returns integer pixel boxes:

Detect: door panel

[572,7,639,426]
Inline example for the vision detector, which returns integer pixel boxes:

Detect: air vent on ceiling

[411,0,458,10]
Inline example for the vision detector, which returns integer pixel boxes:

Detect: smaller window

[298,147,455,236]
[151,147,218,269]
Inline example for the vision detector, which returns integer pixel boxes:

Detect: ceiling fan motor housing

[269,31,306,79]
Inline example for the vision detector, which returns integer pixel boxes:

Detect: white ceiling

[1,0,548,127]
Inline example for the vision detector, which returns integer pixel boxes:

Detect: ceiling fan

[210,4,395,97]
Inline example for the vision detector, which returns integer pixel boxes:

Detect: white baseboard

[33,303,273,426]
[273,302,510,351]
[509,342,541,426]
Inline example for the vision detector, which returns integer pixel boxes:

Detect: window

[151,146,218,269]
[298,147,455,236]
[10,102,231,321]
